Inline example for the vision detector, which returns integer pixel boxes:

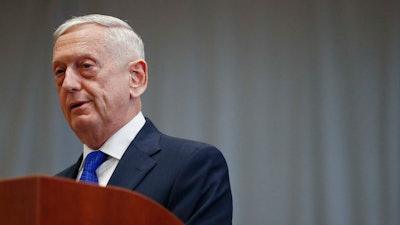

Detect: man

[52,14,232,225]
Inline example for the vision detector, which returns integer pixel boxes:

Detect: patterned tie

[79,150,108,184]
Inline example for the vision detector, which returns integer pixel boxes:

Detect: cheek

[58,93,67,114]
[87,70,130,109]
[58,93,71,120]
[101,85,130,112]
[104,75,130,97]
[58,92,66,108]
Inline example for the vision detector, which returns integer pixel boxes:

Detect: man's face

[52,24,133,141]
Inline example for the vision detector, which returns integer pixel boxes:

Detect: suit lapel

[56,155,82,179]
[107,119,161,190]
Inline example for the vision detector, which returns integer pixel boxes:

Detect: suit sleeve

[167,146,233,225]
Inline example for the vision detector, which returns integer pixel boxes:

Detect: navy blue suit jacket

[57,119,233,225]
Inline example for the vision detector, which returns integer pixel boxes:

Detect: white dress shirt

[76,111,146,186]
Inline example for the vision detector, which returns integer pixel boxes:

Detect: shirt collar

[82,111,146,160]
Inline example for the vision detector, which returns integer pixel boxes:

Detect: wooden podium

[0,175,183,225]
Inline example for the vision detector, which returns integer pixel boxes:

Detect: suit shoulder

[158,134,227,165]
[159,134,219,154]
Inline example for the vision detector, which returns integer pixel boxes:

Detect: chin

[70,116,98,132]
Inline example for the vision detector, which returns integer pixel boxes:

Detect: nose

[62,67,81,92]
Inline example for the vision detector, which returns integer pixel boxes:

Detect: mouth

[69,101,89,110]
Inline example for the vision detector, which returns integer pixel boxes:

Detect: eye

[83,63,92,68]
[78,59,98,77]
[54,67,65,76]
[79,59,96,69]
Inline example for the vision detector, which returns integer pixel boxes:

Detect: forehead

[52,24,110,63]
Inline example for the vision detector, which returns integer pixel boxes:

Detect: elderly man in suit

[52,14,232,225]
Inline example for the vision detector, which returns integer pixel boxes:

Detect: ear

[128,59,148,98]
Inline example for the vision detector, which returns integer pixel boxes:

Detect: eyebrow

[52,54,97,67]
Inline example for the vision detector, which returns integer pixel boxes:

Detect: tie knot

[84,151,108,172]
[79,150,108,184]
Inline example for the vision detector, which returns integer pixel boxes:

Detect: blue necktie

[79,150,108,184]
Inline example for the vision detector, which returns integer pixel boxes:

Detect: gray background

[0,0,399,224]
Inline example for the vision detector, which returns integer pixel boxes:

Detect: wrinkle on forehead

[52,23,129,70]
[52,25,108,65]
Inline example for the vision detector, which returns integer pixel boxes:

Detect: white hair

[53,14,145,60]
